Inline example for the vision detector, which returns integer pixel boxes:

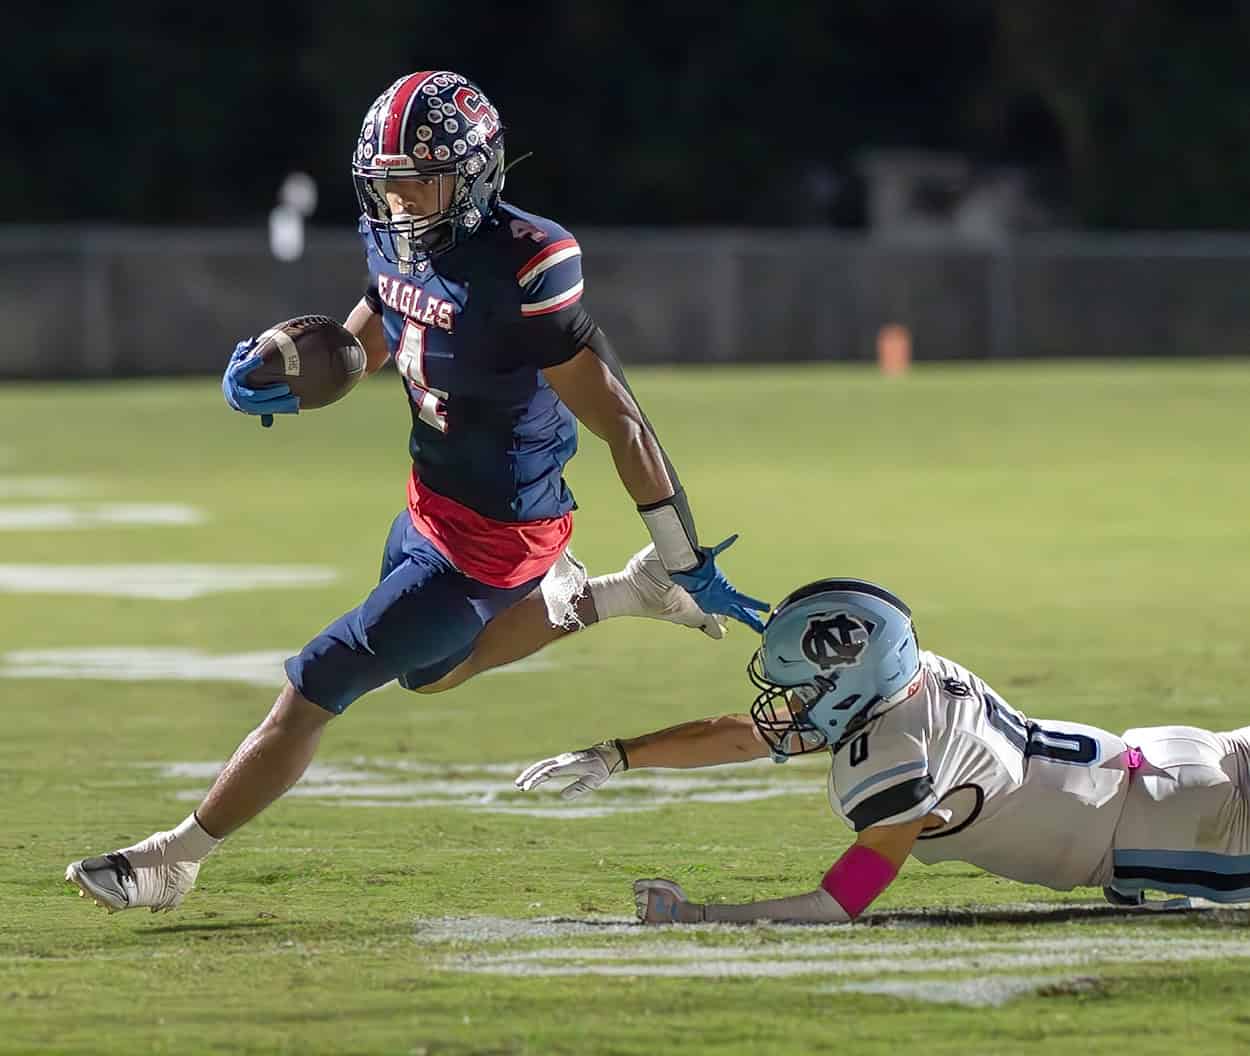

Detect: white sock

[588,571,645,620]
[123,812,222,866]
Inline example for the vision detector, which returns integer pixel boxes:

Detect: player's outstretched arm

[634,819,926,925]
[542,339,769,633]
[514,713,769,798]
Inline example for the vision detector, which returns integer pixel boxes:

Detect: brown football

[245,315,367,410]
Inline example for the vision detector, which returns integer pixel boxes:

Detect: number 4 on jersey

[396,321,449,433]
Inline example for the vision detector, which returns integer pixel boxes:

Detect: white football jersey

[826,651,1132,890]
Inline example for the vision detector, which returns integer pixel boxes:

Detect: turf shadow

[860,902,1250,927]
[141,920,279,935]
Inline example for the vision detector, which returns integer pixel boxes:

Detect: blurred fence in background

[2,227,1248,378]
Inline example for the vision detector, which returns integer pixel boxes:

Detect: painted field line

[413,902,1250,945]
[1,647,290,687]
[304,799,675,818]
[0,565,338,599]
[454,935,1220,962]
[0,504,203,530]
[1,649,552,687]
[373,756,828,777]
[444,934,1250,980]
[152,753,817,818]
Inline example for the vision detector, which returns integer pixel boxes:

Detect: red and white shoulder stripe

[516,238,580,285]
[516,238,583,317]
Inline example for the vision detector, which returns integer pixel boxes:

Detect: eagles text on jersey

[362,201,596,586]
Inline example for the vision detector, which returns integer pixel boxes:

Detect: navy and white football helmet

[749,579,922,760]
[352,71,506,270]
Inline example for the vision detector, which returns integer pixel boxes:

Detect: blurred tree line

[6,0,1248,228]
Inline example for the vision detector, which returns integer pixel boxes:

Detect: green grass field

[3,361,1250,1054]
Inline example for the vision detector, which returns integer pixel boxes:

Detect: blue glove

[670,534,770,634]
[221,339,300,428]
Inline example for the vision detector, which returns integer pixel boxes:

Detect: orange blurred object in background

[877,324,912,375]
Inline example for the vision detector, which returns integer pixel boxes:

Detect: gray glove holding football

[514,740,627,799]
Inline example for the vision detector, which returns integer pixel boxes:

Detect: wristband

[820,845,898,919]
[613,738,631,772]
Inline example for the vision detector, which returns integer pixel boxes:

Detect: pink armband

[820,845,898,919]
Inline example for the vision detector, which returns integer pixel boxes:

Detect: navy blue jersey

[362,202,592,523]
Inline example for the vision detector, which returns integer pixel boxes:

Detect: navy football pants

[285,510,543,714]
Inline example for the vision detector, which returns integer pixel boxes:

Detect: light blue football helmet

[748,579,922,760]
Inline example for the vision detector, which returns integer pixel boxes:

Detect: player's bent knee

[266,680,337,732]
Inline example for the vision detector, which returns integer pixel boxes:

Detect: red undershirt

[407,471,572,588]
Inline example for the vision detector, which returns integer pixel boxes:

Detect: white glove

[633,878,705,924]
[514,740,625,799]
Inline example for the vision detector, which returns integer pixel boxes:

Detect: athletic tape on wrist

[820,845,898,919]
[637,489,699,572]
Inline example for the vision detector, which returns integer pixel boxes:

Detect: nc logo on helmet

[801,613,876,670]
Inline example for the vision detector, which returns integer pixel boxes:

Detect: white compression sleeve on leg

[587,570,646,620]
[120,812,221,868]
[161,813,222,862]
[701,888,851,924]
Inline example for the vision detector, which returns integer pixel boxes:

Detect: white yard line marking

[303,799,689,818]
[1,648,290,687]
[0,504,204,530]
[0,565,338,599]
[0,650,553,686]
[439,931,1250,981]
[414,904,1250,945]
[146,755,819,818]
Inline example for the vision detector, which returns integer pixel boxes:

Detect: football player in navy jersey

[66,70,769,914]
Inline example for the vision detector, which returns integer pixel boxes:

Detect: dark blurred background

[10,1,1250,229]
[3,1,1248,374]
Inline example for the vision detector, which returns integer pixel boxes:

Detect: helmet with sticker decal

[748,579,921,760]
[352,70,505,270]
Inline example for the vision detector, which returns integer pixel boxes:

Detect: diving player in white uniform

[516,578,1250,922]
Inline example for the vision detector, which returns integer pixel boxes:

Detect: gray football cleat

[66,851,199,914]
